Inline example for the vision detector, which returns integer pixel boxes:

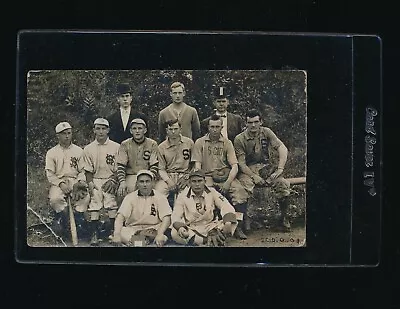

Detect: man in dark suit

[201,86,244,143]
[108,83,148,144]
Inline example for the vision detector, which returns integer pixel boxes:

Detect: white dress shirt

[216,112,228,139]
[120,106,131,131]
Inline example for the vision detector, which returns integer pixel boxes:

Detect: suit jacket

[201,112,245,143]
[107,109,148,144]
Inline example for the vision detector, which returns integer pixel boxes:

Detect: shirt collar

[216,111,228,117]
[137,189,155,197]
[165,135,183,148]
[95,137,109,145]
[186,186,211,198]
[120,106,131,114]
[58,143,73,150]
[244,128,264,140]
[205,133,225,142]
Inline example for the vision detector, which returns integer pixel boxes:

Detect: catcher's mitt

[71,181,88,202]
[212,167,231,183]
[206,228,226,247]
[101,178,119,195]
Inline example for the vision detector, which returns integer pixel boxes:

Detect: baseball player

[171,170,237,247]
[108,83,148,144]
[83,118,120,245]
[155,119,194,203]
[192,114,250,239]
[234,109,292,232]
[45,122,90,242]
[201,86,245,142]
[158,81,201,143]
[116,117,159,197]
[111,170,172,247]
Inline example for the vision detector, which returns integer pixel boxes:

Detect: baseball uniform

[234,127,291,198]
[117,189,172,244]
[45,143,90,213]
[191,134,249,205]
[155,135,194,196]
[83,138,120,217]
[158,103,201,142]
[171,186,237,245]
[116,137,159,192]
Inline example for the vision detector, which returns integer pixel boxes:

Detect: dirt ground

[27,220,306,248]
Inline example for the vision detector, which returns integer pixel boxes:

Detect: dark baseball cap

[189,169,206,179]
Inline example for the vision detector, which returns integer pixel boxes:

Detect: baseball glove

[212,167,231,183]
[206,228,226,247]
[101,178,119,195]
[71,181,88,202]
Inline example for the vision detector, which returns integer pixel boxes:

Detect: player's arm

[45,151,62,186]
[192,109,201,141]
[213,191,237,236]
[111,213,125,243]
[233,136,265,185]
[191,139,203,171]
[158,112,165,143]
[267,128,288,179]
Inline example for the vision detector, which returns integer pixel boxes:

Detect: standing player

[234,109,292,232]
[83,118,120,245]
[171,170,237,247]
[192,114,250,239]
[108,83,148,144]
[111,170,172,247]
[158,82,201,143]
[155,119,194,202]
[116,117,159,197]
[45,122,90,242]
[201,86,244,142]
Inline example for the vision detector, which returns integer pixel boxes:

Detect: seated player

[171,170,237,247]
[191,114,250,239]
[111,170,172,247]
[155,119,194,203]
[234,109,292,232]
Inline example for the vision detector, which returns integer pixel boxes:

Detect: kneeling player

[171,170,237,247]
[111,170,172,247]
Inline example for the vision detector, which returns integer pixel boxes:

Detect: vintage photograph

[26,70,307,248]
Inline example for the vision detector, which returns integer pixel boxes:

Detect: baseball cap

[55,122,72,133]
[93,118,109,127]
[130,118,147,127]
[116,83,132,95]
[136,170,155,180]
[189,169,205,179]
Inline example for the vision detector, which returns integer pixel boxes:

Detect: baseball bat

[67,195,78,246]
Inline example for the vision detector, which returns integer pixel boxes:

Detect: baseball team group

[44,81,293,247]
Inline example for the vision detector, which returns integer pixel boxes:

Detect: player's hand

[59,182,71,195]
[252,174,266,186]
[154,234,168,247]
[111,233,122,244]
[221,181,232,194]
[222,222,233,236]
[117,181,127,197]
[269,168,284,181]
[207,229,226,247]
[88,181,98,196]
[178,227,189,239]
[166,179,177,192]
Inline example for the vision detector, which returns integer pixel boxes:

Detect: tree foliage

[27,70,307,178]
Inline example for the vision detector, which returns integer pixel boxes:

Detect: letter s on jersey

[182,149,191,160]
[143,150,151,160]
